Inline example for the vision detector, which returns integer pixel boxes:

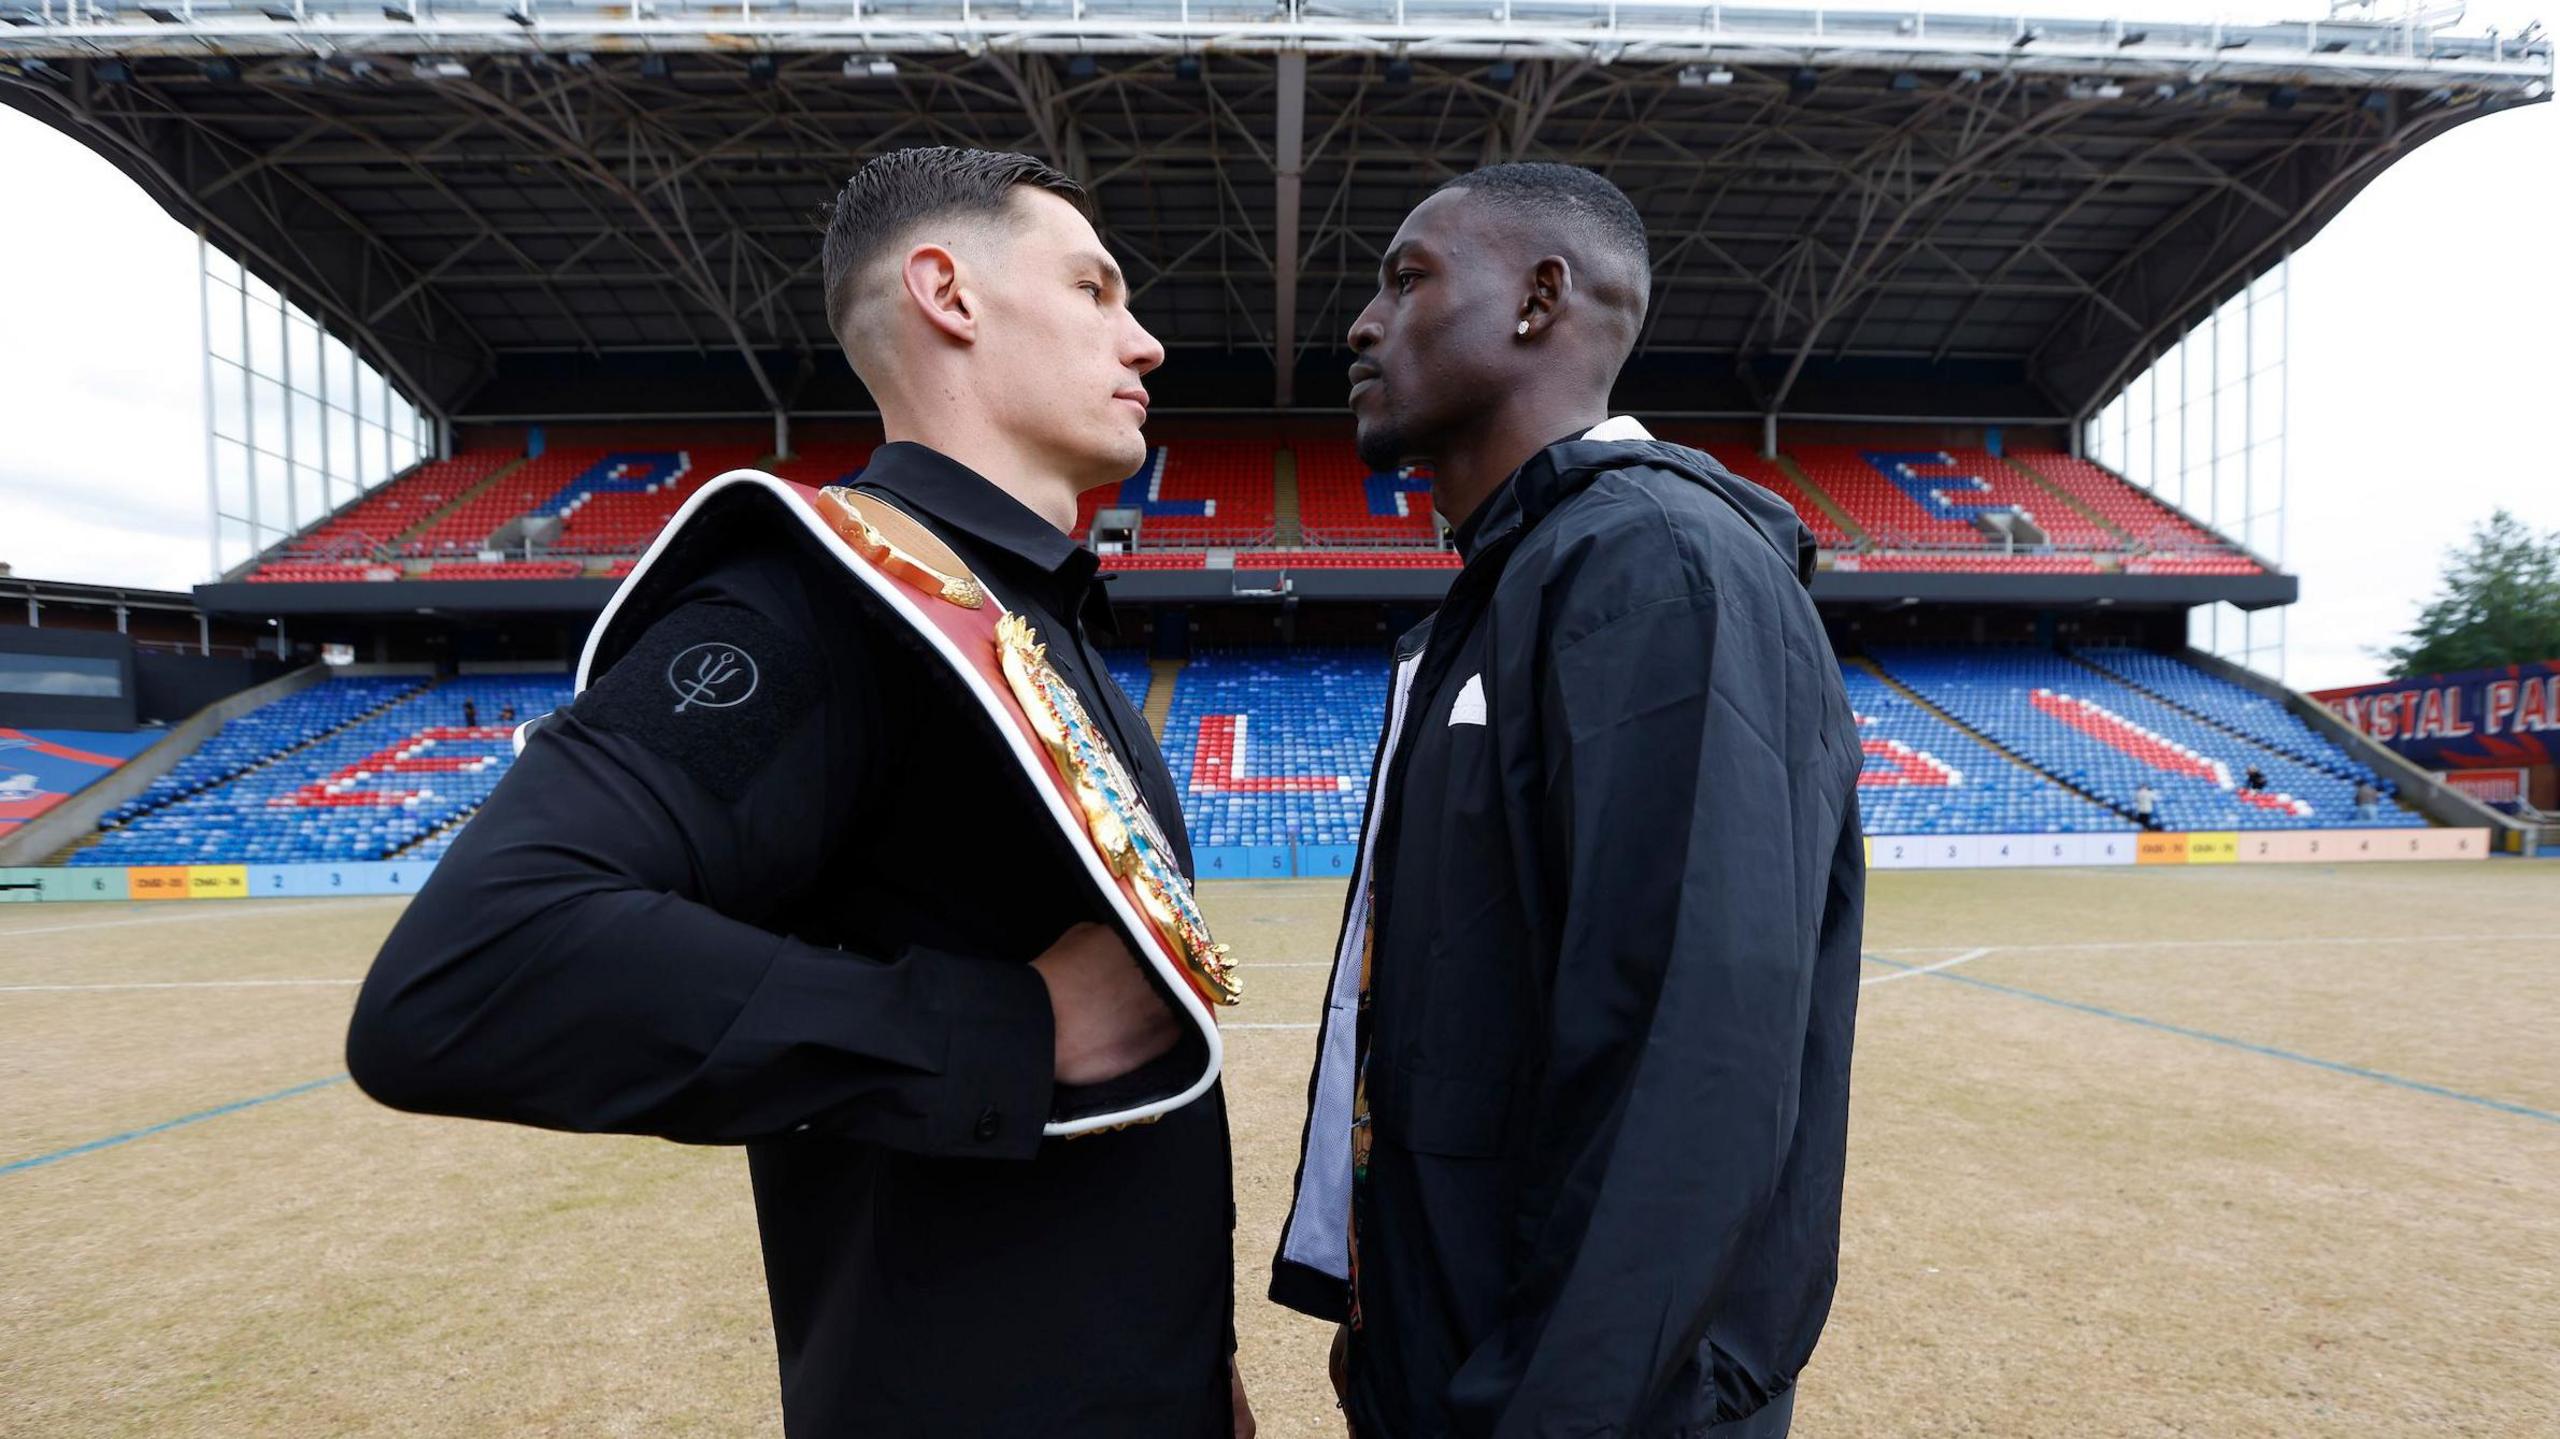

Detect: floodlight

[746,54,777,83]
[141,5,183,21]
[2011,27,2040,48]
[639,53,671,79]
[1488,60,1516,85]
[1887,71,1918,91]
[381,3,412,20]
[2117,30,2147,47]
[1067,54,1099,79]
[2358,90,2390,114]
[413,58,469,80]
[1174,54,1200,82]
[97,58,133,82]
[200,57,241,81]
[1789,66,1819,93]
[2265,85,2299,110]
[1383,57,1412,83]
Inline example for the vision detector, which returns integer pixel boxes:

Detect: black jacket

[347,446,1233,1437]
[1272,433,1865,1438]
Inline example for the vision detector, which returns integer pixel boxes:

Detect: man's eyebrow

[1070,249,1127,293]
[1379,239,1438,279]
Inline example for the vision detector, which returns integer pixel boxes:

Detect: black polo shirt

[349,442,1234,1436]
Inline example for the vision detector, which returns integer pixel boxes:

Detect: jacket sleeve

[1444,584,1842,1436]
[344,592,1057,1160]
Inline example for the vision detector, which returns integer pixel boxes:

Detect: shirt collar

[851,441,1115,636]
[1580,414,1653,443]
[1450,416,1654,560]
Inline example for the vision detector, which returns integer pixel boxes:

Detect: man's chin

[1075,435,1151,492]
[1354,420,1412,476]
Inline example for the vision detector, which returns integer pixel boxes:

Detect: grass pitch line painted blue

[1,1074,350,1176]
[1865,956,2560,1128]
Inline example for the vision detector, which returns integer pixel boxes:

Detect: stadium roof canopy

[3,4,2548,423]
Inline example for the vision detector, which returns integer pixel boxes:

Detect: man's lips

[1113,390,1150,419]
[1347,370,1381,404]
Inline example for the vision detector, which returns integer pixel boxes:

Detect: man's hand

[1230,1356,1256,1438]
[1031,922,1180,1085]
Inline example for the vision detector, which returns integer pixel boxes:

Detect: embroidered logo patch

[667,642,759,713]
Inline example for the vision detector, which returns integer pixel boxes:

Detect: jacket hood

[1462,437,1819,588]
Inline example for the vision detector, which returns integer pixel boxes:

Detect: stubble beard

[1354,413,1416,476]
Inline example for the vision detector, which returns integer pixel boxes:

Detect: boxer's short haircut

[821,147,1088,349]
[1436,162,1652,300]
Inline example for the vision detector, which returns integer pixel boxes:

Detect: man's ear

[901,242,976,344]
[1518,255,1571,338]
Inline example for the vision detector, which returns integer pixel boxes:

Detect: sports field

[5,862,2556,1438]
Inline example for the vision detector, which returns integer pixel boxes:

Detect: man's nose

[1348,299,1384,354]
[1125,313,1166,376]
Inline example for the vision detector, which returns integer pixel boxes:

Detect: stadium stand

[231,428,2274,588]
[2122,554,2265,576]
[1839,667,2132,835]
[420,560,586,581]
[1872,646,2420,831]
[2071,647,2391,785]
[1097,554,1208,572]
[769,440,882,490]
[1721,452,1857,551]
[77,676,570,866]
[2010,452,2251,564]
[1158,648,1385,849]
[1232,551,1459,571]
[1792,446,2087,552]
[248,562,400,583]
[1836,554,2104,574]
[98,677,430,829]
[401,447,614,557]
[1075,443,1279,548]
[1293,441,1441,548]
[548,445,768,554]
[38,640,2441,869]
[269,450,518,562]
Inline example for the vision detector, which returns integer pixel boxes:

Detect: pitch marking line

[1860,947,1994,986]
[1,1074,351,1177]
[0,979,361,993]
[1864,957,2560,1127]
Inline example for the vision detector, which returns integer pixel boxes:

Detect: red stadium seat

[2010,453,2255,569]
[1293,442,1442,548]
[1074,442,1278,548]
[420,560,586,581]
[279,451,518,561]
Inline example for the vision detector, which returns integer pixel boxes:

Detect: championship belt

[575,469,1237,1138]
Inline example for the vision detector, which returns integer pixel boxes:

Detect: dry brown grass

[3,864,2555,1437]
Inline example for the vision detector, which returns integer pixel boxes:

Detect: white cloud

[0,107,207,592]
[2281,95,2560,689]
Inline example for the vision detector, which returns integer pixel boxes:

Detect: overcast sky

[2,3,2552,691]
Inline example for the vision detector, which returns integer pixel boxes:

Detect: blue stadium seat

[76,676,572,866]
[1841,666,2132,835]
[1872,646,2425,832]
[1158,648,1388,850]
[2071,647,2394,788]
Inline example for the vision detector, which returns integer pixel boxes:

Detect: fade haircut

[1434,162,1652,304]
[820,146,1088,349]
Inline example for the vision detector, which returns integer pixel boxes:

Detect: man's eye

[1394,271,1420,295]
[1082,283,1106,302]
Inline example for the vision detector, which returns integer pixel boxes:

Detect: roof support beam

[1271,50,1306,407]
[447,77,784,412]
